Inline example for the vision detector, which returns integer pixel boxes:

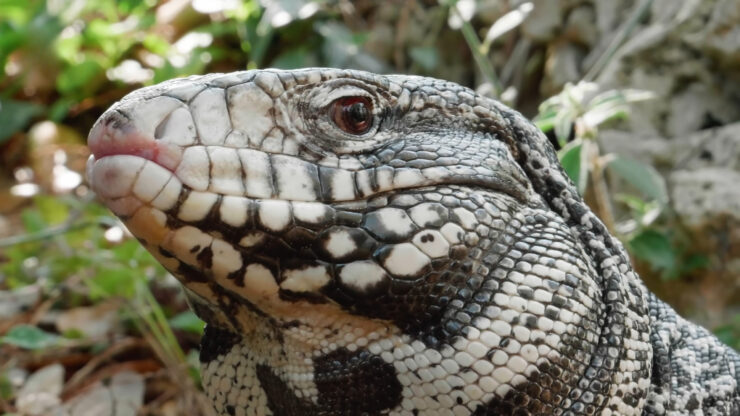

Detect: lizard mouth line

[88,111,531,207]
[88,147,531,219]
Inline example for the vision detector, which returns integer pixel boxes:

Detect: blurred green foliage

[1,324,60,350]
[0,0,391,144]
[533,82,712,281]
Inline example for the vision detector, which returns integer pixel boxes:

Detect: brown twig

[63,337,149,395]
[393,0,415,70]
[585,139,616,233]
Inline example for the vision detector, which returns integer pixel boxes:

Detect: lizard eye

[331,96,373,135]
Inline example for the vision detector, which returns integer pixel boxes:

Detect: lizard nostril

[154,111,173,140]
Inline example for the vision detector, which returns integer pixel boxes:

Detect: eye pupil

[347,102,368,124]
[332,97,373,135]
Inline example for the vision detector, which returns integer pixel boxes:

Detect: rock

[55,301,121,339]
[670,168,740,229]
[578,0,740,137]
[543,43,584,94]
[63,372,145,416]
[598,130,671,167]
[600,122,740,171]
[521,0,563,41]
[685,0,740,65]
[651,0,701,25]
[600,123,739,325]
[668,121,740,171]
[594,0,634,34]
[666,83,714,137]
[0,285,40,319]
[620,23,671,57]
[564,5,598,45]
[600,122,740,250]
[15,364,64,416]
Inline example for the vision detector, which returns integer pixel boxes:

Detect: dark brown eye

[331,96,373,135]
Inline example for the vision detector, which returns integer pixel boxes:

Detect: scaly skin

[86,68,740,415]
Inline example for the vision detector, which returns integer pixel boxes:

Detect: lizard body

[87,68,739,415]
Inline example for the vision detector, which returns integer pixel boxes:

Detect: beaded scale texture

[86,68,740,415]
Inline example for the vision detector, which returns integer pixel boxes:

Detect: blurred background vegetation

[0,0,738,414]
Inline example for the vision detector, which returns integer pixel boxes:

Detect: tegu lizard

[86,68,740,415]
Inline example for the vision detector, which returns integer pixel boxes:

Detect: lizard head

[88,68,651,414]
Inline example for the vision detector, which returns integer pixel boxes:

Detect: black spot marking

[176,261,210,283]
[199,325,240,363]
[314,347,402,415]
[282,226,317,250]
[420,233,435,243]
[196,245,214,269]
[362,210,418,243]
[279,288,327,304]
[189,299,220,326]
[335,210,363,226]
[256,364,318,416]
[472,360,572,415]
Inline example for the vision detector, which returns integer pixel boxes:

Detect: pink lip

[87,113,181,172]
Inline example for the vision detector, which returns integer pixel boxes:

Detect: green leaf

[186,348,202,385]
[1,325,59,350]
[271,48,316,69]
[533,106,558,132]
[153,61,178,84]
[54,33,83,63]
[628,229,676,278]
[61,328,86,339]
[679,254,710,275]
[553,107,575,147]
[583,89,656,128]
[117,0,152,15]
[142,33,170,55]
[111,239,145,263]
[615,193,662,226]
[714,326,739,350]
[35,195,70,225]
[0,371,13,399]
[614,193,650,213]
[56,57,103,96]
[607,156,668,205]
[169,311,205,335]
[48,97,75,121]
[589,88,656,108]
[0,0,38,25]
[558,139,587,194]
[582,102,628,127]
[315,21,384,72]
[20,209,47,233]
[88,267,138,300]
[0,23,26,68]
[713,315,740,350]
[409,47,439,71]
[0,98,44,144]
